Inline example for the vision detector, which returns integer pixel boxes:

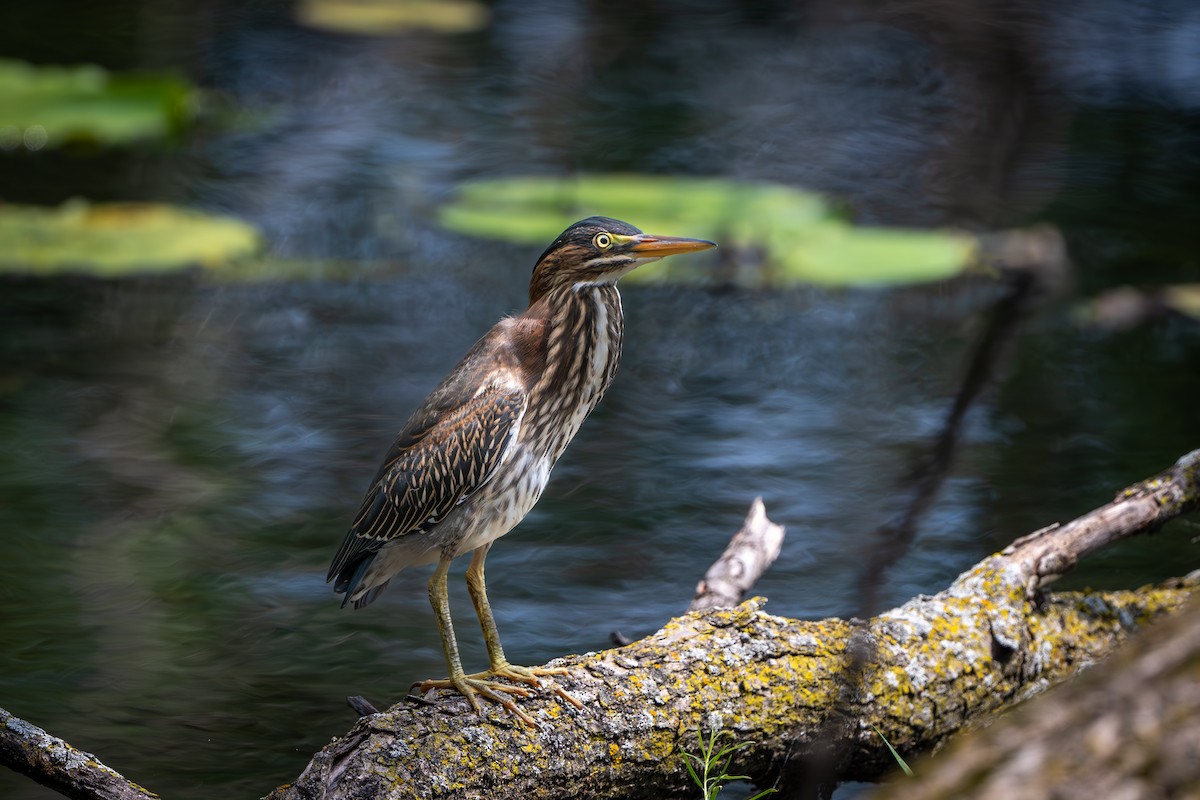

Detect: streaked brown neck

[522,283,624,460]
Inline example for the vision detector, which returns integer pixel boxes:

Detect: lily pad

[439,175,979,287]
[0,58,193,150]
[776,226,976,286]
[296,0,489,35]
[0,200,261,276]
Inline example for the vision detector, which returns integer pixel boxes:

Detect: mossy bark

[871,592,1200,800]
[266,576,1195,800]
[0,708,160,800]
[269,450,1199,800]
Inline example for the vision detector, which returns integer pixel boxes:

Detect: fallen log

[267,449,1200,800]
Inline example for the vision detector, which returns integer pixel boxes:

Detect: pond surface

[2,3,1199,799]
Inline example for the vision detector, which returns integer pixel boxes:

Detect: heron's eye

[593,232,612,249]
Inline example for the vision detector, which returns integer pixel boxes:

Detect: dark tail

[331,552,387,609]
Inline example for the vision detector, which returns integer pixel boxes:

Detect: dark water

[2,3,1199,799]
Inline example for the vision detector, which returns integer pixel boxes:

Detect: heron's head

[529,216,715,302]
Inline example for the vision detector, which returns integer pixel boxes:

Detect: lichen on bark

[266,572,1195,800]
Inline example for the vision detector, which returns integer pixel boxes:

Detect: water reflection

[2,2,1200,799]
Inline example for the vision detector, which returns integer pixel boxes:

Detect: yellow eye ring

[593,232,612,249]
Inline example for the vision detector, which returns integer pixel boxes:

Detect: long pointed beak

[627,234,717,258]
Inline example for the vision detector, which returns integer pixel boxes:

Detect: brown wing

[327,377,526,593]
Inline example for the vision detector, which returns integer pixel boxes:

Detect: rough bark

[266,449,1200,800]
[871,590,1200,800]
[0,708,159,800]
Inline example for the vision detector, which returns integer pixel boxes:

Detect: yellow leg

[416,555,537,726]
[464,544,583,711]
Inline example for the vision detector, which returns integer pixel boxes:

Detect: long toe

[415,675,540,727]
[483,663,584,711]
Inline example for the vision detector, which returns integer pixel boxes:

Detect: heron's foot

[414,674,539,727]
[480,661,585,711]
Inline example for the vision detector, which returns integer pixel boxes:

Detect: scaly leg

[415,555,538,726]
[464,543,583,711]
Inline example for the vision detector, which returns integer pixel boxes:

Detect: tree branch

[870,590,1200,800]
[267,450,1200,800]
[1003,447,1200,591]
[690,497,785,611]
[0,708,158,800]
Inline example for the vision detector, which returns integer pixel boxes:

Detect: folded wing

[328,378,526,605]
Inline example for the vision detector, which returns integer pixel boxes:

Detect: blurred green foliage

[0,200,261,275]
[440,175,979,287]
[0,58,193,149]
[295,0,489,35]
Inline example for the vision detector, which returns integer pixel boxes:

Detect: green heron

[328,216,715,725]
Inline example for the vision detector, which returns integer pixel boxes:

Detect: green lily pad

[0,59,193,150]
[439,175,979,287]
[0,200,261,276]
[776,225,977,285]
[296,0,489,35]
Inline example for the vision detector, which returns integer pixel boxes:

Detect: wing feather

[328,378,526,593]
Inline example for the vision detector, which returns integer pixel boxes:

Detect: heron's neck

[524,284,624,459]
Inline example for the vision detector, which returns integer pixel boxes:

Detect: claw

[414,664,582,726]
[416,674,539,727]
[486,662,585,711]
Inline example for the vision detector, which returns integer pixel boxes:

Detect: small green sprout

[679,728,777,800]
[871,724,914,777]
